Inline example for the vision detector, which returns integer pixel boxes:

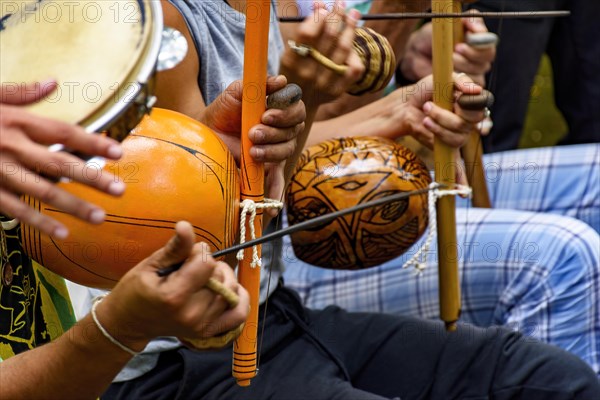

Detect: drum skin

[21,108,240,288]
[0,0,162,142]
[286,137,431,270]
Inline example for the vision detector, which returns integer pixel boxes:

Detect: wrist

[93,295,151,354]
[395,108,414,139]
[385,102,418,139]
[278,64,324,108]
[359,99,411,140]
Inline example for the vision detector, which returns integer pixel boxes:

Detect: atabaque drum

[20,108,240,288]
[286,137,431,269]
[0,0,163,142]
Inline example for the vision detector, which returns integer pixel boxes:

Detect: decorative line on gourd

[20,108,240,288]
[286,137,431,270]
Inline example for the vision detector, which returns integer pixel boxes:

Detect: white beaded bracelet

[91,294,140,357]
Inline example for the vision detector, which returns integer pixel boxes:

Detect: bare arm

[0,222,248,400]
[306,74,486,154]
[305,83,417,146]
[0,315,140,400]
[156,0,206,120]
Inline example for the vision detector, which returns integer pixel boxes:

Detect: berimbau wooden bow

[233,0,270,387]
[454,2,493,208]
[279,10,570,22]
[432,0,461,330]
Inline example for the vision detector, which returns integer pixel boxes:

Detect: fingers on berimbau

[456,39,495,62]
[453,46,493,75]
[210,284,250,336]
[455,106,485,125]
[422,102,471,148]
[169,242,218,291]
[452,72,481,92]
[265,75,288,94]
[425,102,474,134]
[190,261,245,338]
[249,134,298,163]
[453,53,491,76]
[262,96,306,128]
[251,99,304,162]
[462,12,487,34]
[196,263,238,327]
[410,125,435,150]
[212,261,240,304]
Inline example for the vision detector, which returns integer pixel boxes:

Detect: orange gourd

[21,108,240,288]
[286,137,431,270]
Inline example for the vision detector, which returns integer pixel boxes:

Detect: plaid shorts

[283,144,600,375]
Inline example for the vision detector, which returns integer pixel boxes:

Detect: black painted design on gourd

[287,137,431,270]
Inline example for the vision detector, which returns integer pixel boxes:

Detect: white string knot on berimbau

[401,182,472,273]
[237,199,283,268]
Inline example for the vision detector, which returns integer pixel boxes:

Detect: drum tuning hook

[157,27,188,72]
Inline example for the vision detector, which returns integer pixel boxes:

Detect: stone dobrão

[20,108,240,288]
[286,137,431,270]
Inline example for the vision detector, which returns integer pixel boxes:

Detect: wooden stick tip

[237,379,252,387]
[445,321,458,332]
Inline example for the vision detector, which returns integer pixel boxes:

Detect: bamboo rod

[232,0,270,387]
[460,128,492,207]
[432,0,461,331]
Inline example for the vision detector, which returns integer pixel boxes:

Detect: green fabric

[0,224,75,360]
[35,263,76,333]
[350,1,372,15]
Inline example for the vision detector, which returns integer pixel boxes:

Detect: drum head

[0,0,151,127]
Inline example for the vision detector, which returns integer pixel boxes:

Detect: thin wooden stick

[460,128,492,207]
